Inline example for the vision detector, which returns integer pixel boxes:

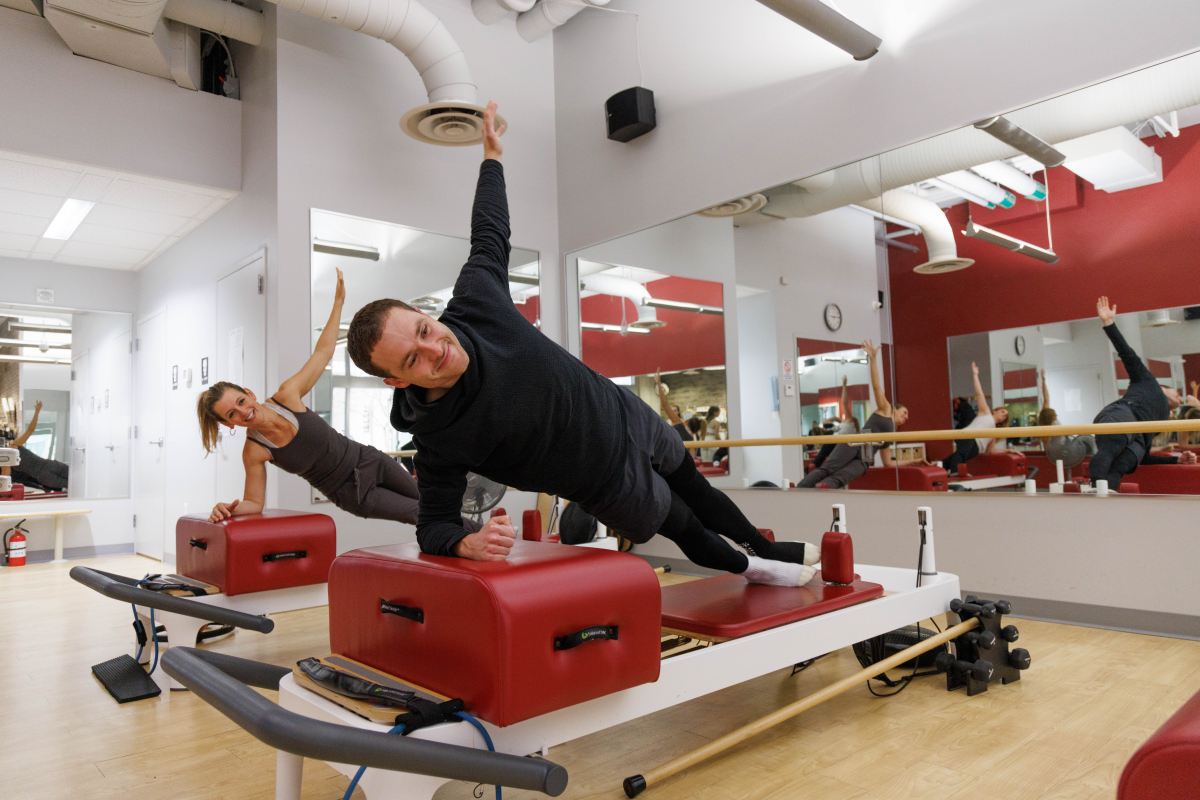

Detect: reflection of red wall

[1003,368,1037,390]
[581,276,724,377]
[1115,359,1172,380]
[1185,354,1200,393]
[516,295,540,325]
[889,126,1200,457]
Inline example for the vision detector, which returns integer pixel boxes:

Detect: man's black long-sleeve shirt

[391,161,629,555]
[1095,322,1169,455]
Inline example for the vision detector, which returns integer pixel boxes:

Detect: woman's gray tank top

[249,399,362,496]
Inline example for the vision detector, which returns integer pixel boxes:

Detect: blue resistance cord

[341,711,501,800]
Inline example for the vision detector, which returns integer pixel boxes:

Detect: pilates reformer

[166,505,1029,800]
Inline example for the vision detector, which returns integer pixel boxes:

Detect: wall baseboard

[24,543,135,564]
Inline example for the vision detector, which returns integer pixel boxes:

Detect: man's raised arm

[1097,296,1155,386]
[462,101,511,289]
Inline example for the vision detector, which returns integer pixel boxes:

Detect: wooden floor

[4,554,1199,800]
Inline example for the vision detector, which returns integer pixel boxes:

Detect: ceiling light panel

[42,198,96,240]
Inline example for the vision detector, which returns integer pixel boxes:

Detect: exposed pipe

[764,50,1200,218]
[516,0,610,43]
[266,0,493,145]
[859,190,974,275]
[164,0,264,46]
[471,0,537,26]
[755,0,881,60]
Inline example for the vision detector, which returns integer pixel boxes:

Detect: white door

[215,254,267,503]
[69,352,89,498]
[134,311,167,560]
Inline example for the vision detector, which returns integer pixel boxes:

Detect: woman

[197,269,446,527]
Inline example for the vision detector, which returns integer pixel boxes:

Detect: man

[346,102,816,586]
[1089,296,1190,488]
[943,361,1009,474]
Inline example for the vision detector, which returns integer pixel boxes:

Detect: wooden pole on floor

[621,616,981,797]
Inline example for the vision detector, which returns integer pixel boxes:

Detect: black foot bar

[162,648,568,796]
[69,566,274,634]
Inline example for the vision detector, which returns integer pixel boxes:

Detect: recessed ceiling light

[312,239,380,260]
[42,199,96,241]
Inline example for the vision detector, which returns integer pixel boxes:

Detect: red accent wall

[516,295,540,325]
[1003,368,1037,390]
[581,276,725,377]
[889,126,1200,455]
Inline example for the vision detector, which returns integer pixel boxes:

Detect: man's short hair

[347,298,417,378]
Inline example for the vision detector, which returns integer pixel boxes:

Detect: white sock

[742,555,817,587]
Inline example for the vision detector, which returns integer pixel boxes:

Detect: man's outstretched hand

[1097,296,1117,326]
[454,514,515,561]
[483,100,506,162]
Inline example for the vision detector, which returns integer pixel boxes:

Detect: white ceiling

[0,148,236,271]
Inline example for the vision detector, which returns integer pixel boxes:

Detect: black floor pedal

[91,655,161,703]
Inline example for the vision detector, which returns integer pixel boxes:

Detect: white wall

[735,291,783,485]
[733,209,885,478]
[267,2,560,552]
[0,7,240,190]
[552,0,1200,254]
[0,260,137,314]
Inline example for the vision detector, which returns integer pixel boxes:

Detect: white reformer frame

[274,564,960,800]
[138,582,328,692]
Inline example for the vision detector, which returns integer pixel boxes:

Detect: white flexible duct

[765,50,1200,218]
[516,0,610,43]
[471,0,536,25]
[859,190,974,275]
[164,0,264,46]
[581,273,651,306]
[267,0,494,145]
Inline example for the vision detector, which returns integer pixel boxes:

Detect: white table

[0,505,92,562]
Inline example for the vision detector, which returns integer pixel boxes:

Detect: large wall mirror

[309,209,539,498]
[569,48,1200,497]
[0,304,131,498]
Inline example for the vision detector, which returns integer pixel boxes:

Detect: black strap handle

[380,599,424,623]
[189,538,208,550]
[554,625,618,651]
[263,550,307,562]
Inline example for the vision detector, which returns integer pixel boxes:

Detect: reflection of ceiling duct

[859,191,974,274]
[1143,309,1179,327]
[699,194,768,217]
[514,0,611,42]
[471,0,537,26]
[763,51,1200,219]
[754,0,881,60]
[580,273,667,330]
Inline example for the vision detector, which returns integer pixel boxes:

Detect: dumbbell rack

[936,595,1031,697]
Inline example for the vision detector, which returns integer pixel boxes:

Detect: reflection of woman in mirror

[943,361,1010,474]
[197,269,468,529]
[800,340,920,488]
[654,370,703,442]
[7,400,69,491]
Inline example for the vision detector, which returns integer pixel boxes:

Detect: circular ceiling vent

[914,257,974,275]
[698,194,768,217]
[400,102,506,146]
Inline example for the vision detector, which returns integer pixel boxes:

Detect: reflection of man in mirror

[347,102,818,586]
[1089,296,1192,489]
[8,400,69,492]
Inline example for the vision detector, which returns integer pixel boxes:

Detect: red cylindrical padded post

[490,507,507,518]
[175,510,336,595]
[757,527,775,543]
[821,531,854,585]
[1119,690,1200,799]
[522,509,542,541]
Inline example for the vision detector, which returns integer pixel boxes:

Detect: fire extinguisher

[3,519,27,567]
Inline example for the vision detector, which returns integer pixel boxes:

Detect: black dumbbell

[994,600,1012,615]
[1000,625,1020,643]
[966,630,997,650]
[1009,648,1031,670]
[935,652,994,681]
[950,598,997,618]
[964,595,979,603]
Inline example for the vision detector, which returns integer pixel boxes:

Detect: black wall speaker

[605,87,656,143]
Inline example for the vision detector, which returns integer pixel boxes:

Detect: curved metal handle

[69,566,274,634]
[148,439,164,446]
[162,648,568,796]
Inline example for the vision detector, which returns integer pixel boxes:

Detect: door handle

[148,439,164,447]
